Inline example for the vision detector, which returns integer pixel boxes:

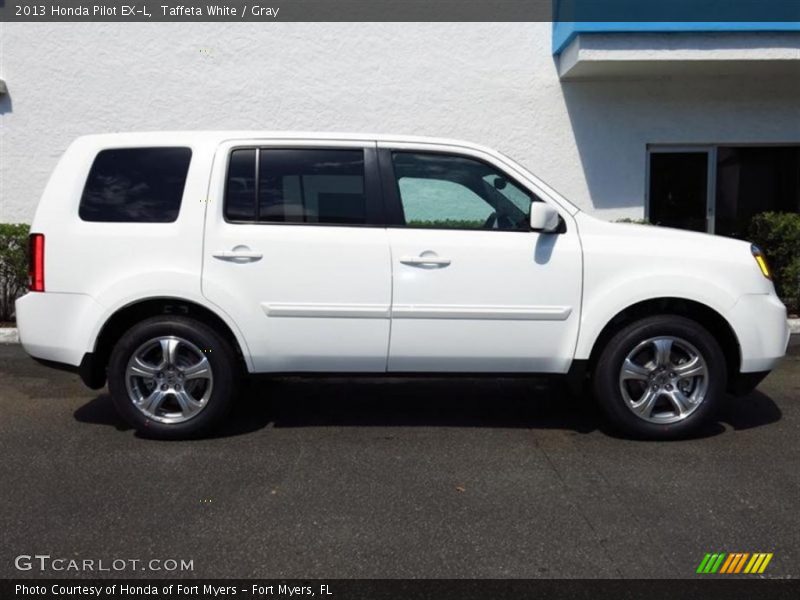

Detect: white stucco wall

[1,22,799,223]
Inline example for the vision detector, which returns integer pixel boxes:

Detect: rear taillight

[28,233,45,292]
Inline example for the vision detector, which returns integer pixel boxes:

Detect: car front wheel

[593,315,727,440]
[107,316,238,439]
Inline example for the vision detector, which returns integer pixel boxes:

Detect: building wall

[1,22,798,223]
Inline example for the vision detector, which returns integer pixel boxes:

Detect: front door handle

[399,255,451,267]
[212,248,263,260]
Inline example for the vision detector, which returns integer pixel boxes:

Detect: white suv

[17,132,790,439]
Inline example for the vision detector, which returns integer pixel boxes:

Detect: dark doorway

[648,151,709,233]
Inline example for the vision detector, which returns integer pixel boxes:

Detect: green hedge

[0,223,30,322]
[749,212,800,314]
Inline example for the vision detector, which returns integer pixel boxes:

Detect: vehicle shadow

[73,377,782,441]
[74,393,133,432]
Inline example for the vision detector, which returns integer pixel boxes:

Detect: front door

[202,141,392,372]
[380,146,583,373]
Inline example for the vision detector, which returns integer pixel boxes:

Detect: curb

[2,320,800,344]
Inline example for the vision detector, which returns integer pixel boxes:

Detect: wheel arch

[86,297,253,388]
[583,297,741,385]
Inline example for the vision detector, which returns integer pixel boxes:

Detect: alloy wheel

[125,336,213,424]
[618,336,709,424]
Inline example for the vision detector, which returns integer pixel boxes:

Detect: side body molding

[262,302,572,321]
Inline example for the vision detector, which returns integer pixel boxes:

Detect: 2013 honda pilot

[17,132,790,439]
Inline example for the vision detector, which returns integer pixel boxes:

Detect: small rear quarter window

[79,147,192,222]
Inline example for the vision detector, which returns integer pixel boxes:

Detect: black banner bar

[2,0,800,23]
[3,579,800,600]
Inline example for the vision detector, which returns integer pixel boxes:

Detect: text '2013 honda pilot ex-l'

[17,132,790,440]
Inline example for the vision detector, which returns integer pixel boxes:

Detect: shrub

[0,223,30,322]
[749,212,800,314]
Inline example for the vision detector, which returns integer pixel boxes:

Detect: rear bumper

[15,291,103,367]
[728,293,790,373]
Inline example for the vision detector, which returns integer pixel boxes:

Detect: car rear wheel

[108,316,238,439]
[593,315,727,440]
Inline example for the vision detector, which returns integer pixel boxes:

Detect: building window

[647,145,800,239]
[715,147,800,238]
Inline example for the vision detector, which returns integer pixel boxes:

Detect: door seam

[385,228,394,373]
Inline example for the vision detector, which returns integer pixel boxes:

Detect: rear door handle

[399,255,451,267]
[212,249,263,260]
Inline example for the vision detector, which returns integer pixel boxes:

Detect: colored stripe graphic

[759,553,774,573]
[734,553,749,573]
[747,553,774,573]
[701,552,774,574]
[720,553,738,574]
[744,554,760,573]
[697,554,712,573]
[702,554,718,573]
[723,553,737,573]
[720,553,737,573]
[744,552,760,573]
[710,553,726,573]
[719,554,736,573]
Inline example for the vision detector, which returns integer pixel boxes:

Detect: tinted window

[392,152,532,230]
[225,149,257,221]
[224,148,367,225]
[79,147,192,222]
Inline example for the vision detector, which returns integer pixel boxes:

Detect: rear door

[202,139,392,372]
[379,143,583,373]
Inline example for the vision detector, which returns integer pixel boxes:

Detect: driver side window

[392,152,533,231]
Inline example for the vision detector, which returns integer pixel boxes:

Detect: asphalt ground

[0,340,798,579]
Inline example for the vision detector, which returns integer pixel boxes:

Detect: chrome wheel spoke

[621,358,651,381]
[175,390,203,418]
[141,389,167,415]
[667,389,693,416]
[652,338,673,367]
[182,357,211,381]
[128,357,159,380]
[159,338,180,368]
[674,356,705,379]
[631,388,659,419]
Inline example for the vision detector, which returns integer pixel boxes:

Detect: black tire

[593,315,727,440]
[108,316,238,439]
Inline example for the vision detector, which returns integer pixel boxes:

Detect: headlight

[751,245,772,280]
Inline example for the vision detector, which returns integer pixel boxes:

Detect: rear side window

[79,147,192,222]
[224,148,367,225]
[225,149,257,221]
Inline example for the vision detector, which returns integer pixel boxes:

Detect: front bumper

[727,293,790,373]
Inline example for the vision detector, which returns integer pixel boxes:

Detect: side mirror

[529,203,560,233]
